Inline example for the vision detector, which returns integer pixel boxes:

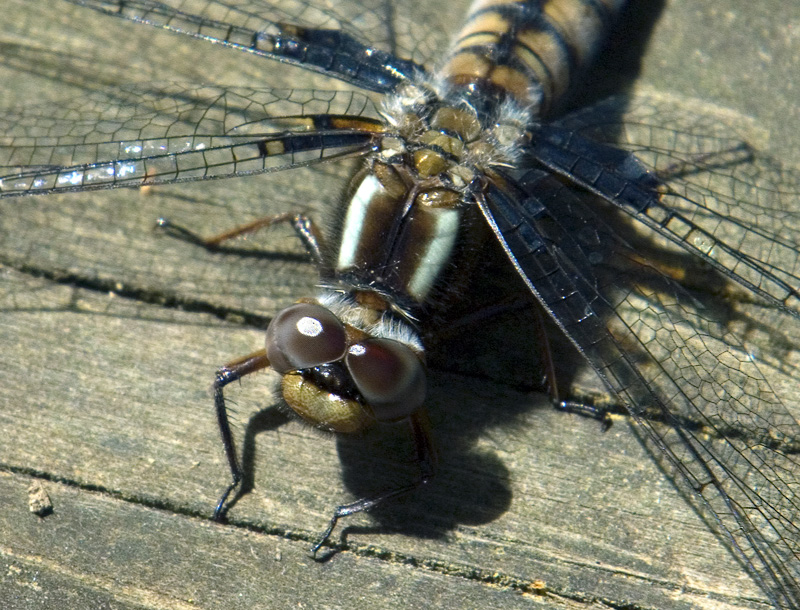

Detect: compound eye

[345,338,426,421]
[266,303,347,373]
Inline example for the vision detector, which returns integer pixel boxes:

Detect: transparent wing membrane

[550,95,800,316]
[0,85,383,194]
[65,0,456,89]
[480,160,800,606]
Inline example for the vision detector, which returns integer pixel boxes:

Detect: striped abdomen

[441,0,626,114]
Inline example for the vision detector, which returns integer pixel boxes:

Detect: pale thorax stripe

[407,207,461,300]
[337,173,380,271]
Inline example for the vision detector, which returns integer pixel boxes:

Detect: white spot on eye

[348,344,366,357]
[296,316,323,337]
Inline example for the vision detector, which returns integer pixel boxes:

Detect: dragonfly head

[265,298,426,434]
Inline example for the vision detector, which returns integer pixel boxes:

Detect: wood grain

[1,1,798,609]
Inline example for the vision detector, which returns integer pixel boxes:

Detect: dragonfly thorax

[382,77,533,185]
[334,86,531,309]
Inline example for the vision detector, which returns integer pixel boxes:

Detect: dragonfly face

[2,1,799,608]
[265,299,426,432]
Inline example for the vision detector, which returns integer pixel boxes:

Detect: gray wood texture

[1,1,798,609]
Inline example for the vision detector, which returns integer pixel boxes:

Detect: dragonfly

[1,0,798,607]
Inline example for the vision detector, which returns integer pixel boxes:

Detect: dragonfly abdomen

[441,0,626,114]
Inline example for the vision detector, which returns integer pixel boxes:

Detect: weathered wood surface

[1,1,799,609]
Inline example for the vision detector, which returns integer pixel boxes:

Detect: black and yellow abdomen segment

[442,0,625,113]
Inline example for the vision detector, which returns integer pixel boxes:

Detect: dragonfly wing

[0,84,384,196]
[64,0,466,90]
[478,162,800,608]
[543,93,800,317]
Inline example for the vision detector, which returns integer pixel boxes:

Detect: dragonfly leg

[212,349,271,521]
[311,411,437,556]
[156,212,327,265]
[531,304,615,430]
[554,399,614,430]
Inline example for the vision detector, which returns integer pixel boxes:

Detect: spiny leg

[155,212,330,511]
[531,303,614,429]
[433,293,615,426]
[311,411,437,556]
[212,349,271,520]
[156,212,326,265]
